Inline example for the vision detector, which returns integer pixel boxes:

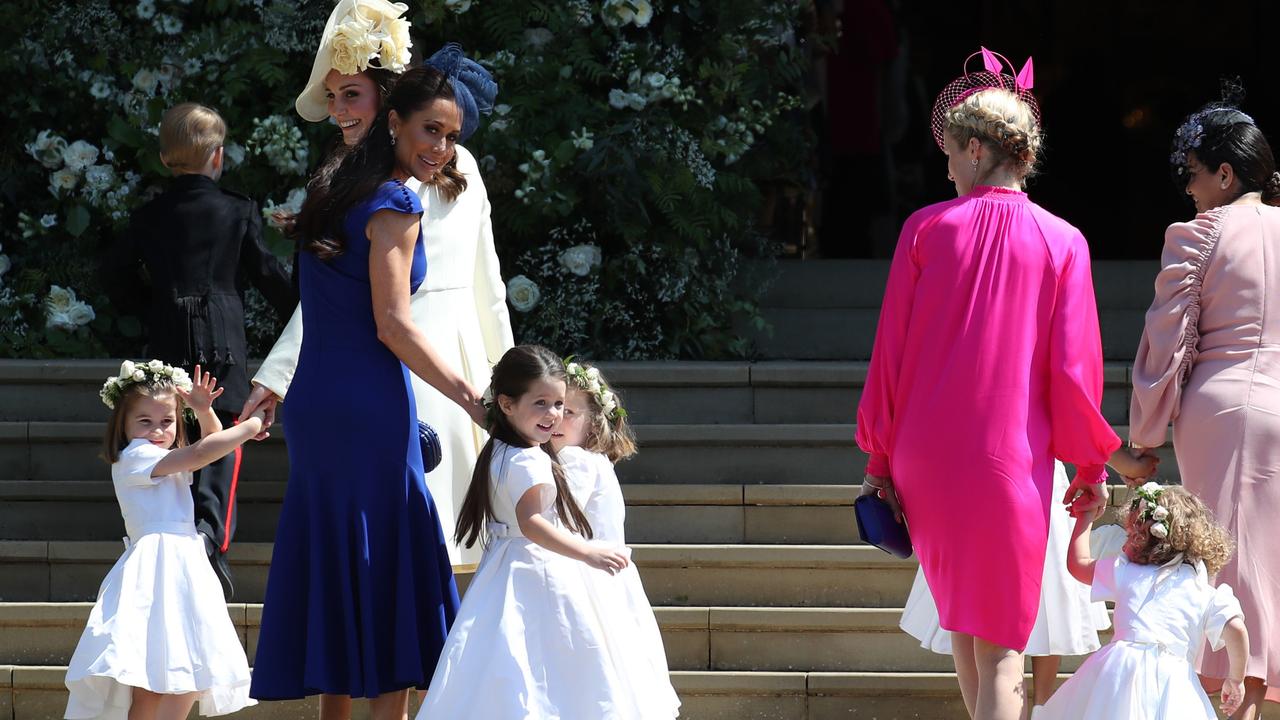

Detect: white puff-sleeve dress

[900,460,1112,656]
[560,446,679,715]
[64,439,255,719]
[1039,554,1244,719]
[418,441,679,719]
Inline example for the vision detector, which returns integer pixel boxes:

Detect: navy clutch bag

[854,494,913,559]
[418,420,443,474]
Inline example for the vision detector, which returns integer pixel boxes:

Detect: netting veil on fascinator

[931,47,1040,150]
[425,43,498,143]
[1169,79,1256,178]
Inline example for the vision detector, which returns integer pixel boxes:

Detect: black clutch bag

[854,494,913,559]
[418,420,443,474]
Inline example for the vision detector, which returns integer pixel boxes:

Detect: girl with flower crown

[1038,483,1249,719]
[550,360,681,718]
[64,361,267,720]
[240,0,513,570]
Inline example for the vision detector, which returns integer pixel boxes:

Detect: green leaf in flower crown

[65,206,91,237]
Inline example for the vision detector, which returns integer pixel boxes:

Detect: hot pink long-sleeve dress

[857,185,1121,651]
[1130,203,1280,700]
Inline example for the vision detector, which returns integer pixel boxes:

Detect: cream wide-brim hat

[294,0,412,123]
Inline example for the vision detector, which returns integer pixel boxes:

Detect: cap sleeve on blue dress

[369,181,423,218]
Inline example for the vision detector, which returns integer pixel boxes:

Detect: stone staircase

[0,260,1162,718]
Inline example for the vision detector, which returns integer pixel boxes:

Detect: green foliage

[1,0,814,361]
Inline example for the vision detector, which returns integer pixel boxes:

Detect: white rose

[586,367,601,381]
[378,17,412,71]
[46,285,75,312]
[62,140,99,171]
[147,359,164,371]
[46,310,75,331]
[602,0,634,26]
[67,301,96,326]
[559,244,602,276]
[119,360,137,379]
[631,0,654,27]
[1150,522,1169,539]
[506,275,541,312]
[608,88,629,110]
[49,168,79,196]
[132,68,159,96]
[646,72,667,88]
[0,254,10,279]
[1139,481,1162,495]
[27,130,69,169]
[132,369,146,381]
[626,92,646,111]
[602,392,618,416]
[1151,505,1169,521]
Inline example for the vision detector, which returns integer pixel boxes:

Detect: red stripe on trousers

[222,445,241,553]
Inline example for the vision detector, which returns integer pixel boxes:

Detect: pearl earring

[389,130,397,146]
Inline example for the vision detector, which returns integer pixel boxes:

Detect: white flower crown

[565,360,625,421]
[1131,481,1172,540]
[100,359,192,410]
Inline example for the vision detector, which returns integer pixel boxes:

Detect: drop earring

[390,129,397,146]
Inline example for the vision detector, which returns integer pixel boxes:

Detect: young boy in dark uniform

[104,103,296,598]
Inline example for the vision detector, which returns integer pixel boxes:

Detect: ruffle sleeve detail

[1203,582,1245,652]
[1129,209,1226,448]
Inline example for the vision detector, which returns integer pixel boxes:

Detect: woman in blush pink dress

[856,49,1143,720]
[1130,87,1280,720]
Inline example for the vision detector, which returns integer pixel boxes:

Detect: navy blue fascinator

[425,43,498,143]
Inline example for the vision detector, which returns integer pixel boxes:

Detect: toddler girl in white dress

[1041,483,1248,719]
[65,362,265,720]
[419,346,678,719]
[552,361,680,718]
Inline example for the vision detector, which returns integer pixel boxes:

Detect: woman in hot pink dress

[856,50,1133,720]
[1130,89,1280,719]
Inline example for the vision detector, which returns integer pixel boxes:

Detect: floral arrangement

[1131,482,1172,540]
[99,359,193,410]
[329,0,413,76]
[3,0,815,361]
[565,359,624,420]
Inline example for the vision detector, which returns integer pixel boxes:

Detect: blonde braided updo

[945,88,1043,182]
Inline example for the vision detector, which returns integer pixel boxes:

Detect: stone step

[0,420,1175,489]
[0,359,1139,424]
[0,602,1112,675]
[0,666,987,720]
[0,482,868,544]
[0,542,917,607]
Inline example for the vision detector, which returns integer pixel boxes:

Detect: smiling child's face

[500,377,566,446]
[125,392,179,449]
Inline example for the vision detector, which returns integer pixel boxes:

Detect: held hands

[1109,447,1160,487]
[237,384,279,441]
[175,365,224,414]
[582,546,630,575]
[1062,473,1109,519]
[1220,678,1245,716]
[862,474,904,523]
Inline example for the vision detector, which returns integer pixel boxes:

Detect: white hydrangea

[506,275,541,312]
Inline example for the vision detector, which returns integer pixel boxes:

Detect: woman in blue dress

[249,65,488,720]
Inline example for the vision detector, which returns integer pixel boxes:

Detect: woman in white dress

[240,6,512,566]
[420,346,678,719]
[900,462,1116,717]
[1041,484,1249,719]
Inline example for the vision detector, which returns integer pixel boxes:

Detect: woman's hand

[1220,678,1245,716]
[176,365,224,414]
[237,384,279,440]
[1108,447,1159,487]
[1063,473,1109,518]
[862,474,903,523]
[582,546,630,574]
[466,395,488,427]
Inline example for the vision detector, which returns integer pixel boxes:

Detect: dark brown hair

[295,66,467,259]
[455,345,593,549]
[102,384,189,464]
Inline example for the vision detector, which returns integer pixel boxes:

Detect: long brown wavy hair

[455,345,593,549]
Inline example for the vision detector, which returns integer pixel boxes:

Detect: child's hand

[176,365,224,414]
[583,546,629,575]
[1109,447,1159,487]
[1221,678,1245,716]
[243,406,269,440]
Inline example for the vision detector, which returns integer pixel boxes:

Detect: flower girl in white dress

[419,346,679,719]
[551,361,680,717]
[900,460,1119,716]
[65,362,264,720]
[1040,483,1249,719]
